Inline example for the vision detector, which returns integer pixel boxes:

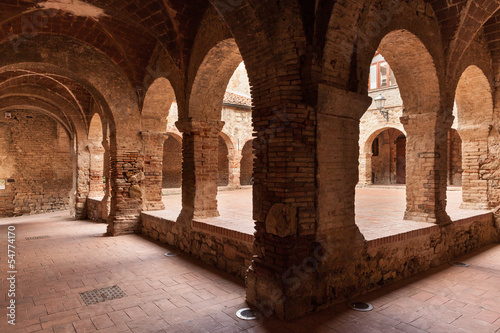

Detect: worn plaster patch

[36,0,107,19]
[265,203,297,238]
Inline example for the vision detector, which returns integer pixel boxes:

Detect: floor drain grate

[348,302,374,312]
[165,252,177,257]
[451,262,470,267]
[236,308,260,320]
[80,285,127,306]
[25,235,50,241]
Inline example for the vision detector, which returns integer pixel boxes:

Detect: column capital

[400,113,454,131]
[317,83,372,121]
[175,119,225,135]
[140,131,169,143]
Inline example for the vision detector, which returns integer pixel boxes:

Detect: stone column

[107,147,144,235]
[358,152,373,185]
[176,119,224,220]
[459,127,489,209]
[228,152,241,188]
[100,138,111,222]
[401,113,452,224]
[71,137,90,220]
[141,131,168,211]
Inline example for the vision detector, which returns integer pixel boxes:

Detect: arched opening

[218,135,230,187]
[88,113,105,198]
[141,77,177,211]
[240,140,254,186]
[369,129,406,185]
[447,128,462,187]
[162,134,182,189]
[180,39,252,222]
[455,65,493,209]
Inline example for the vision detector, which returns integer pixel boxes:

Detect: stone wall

[141,212,253,279]
[0,110,73,217]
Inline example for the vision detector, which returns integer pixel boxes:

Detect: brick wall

[0,110,72,217]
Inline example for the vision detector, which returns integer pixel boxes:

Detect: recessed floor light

[348,301,374,312]
[450,262,470,267]
[236,308,259,320]
[165,252,177,257]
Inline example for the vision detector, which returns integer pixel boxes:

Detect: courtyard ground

[0,188,498,332]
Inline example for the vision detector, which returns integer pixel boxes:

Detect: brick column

[107,148,144,235]
[459,127,489,209]
[401,113,452,224]
[176,119,224,220]
[141,131,168,211]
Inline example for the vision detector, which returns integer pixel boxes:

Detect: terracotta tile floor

[160,187,490,240]
[0,212,499,332]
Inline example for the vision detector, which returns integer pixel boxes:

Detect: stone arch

[240,139,254,186]
[142,77,176,132]
[455,66,494,130]
[188,39,243,120]
[370,30,441,115]
[162,133,183,189]
[455,65,494,209]
[361,127,406,185]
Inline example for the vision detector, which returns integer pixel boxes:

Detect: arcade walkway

[0,212,499,332]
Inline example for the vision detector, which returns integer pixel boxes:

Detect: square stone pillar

[176,119,224,220]
[107,147,144,235]
[141,131,168,211]
[401,113,452,224]
[72,138,90,220]
[228,153,241,189]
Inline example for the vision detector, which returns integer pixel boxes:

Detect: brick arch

[363,126,407,155]
[454,65,493,209]
[375,30,442,115]
[142,77,176,132]
[322,0,443,104]
[0,34,142,148]
[208,0,306,106]
[187,39,242,120]
[455,65,494,130]
[0,86,82,137]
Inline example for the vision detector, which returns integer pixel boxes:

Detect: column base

[144,201,166,211]
[404,210,452,224]
[459,202,489,210]
[193,210,220,219]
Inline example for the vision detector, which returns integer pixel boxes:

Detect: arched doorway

[240,140,254,186]
[367,128,406,185]
[448,129,462,186]
[162,134,182,189]
[218,135,230,187]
